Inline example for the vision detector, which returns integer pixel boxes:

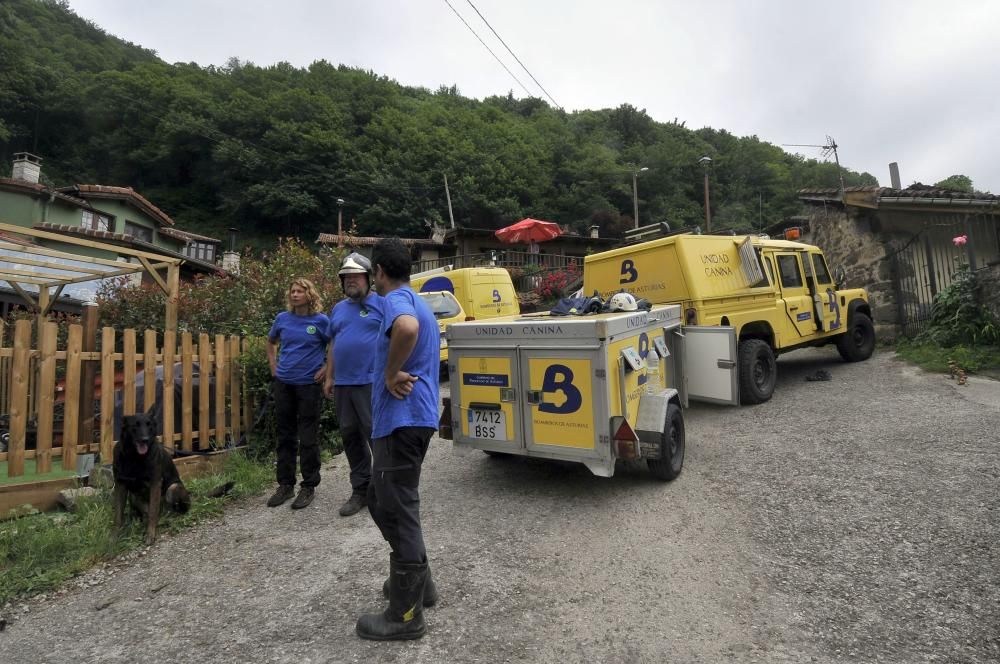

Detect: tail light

[611,417,640,460]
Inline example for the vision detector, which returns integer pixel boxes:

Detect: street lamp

[698,156,712,233]
[632,166,649,229]
[336,197,345,246]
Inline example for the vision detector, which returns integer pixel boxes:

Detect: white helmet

[608,292,638,312]
[339,252,372,277]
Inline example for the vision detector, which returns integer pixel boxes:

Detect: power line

[463,0,562,110]
[441,0,533,98]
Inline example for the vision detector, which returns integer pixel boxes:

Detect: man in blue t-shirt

[323,253,383,517]
[355,238,440,642]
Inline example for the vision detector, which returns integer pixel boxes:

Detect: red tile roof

[58,184,176,226]
[316,233,438,247]
[160,227,221,243]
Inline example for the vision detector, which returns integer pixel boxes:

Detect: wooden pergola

[0,221,182,331]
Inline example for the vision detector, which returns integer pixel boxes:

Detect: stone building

[799,185,1000,339]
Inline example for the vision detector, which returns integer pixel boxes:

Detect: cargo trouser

[333,384,373,497]
[273,381,322,488]
[367,427,435,563]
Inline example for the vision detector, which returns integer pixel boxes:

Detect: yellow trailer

[441,305,738,479]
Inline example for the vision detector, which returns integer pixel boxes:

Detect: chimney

[589,225,600,239]
[12,152,42,184]
[888,162,901,190]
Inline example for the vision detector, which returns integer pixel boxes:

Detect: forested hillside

[0,0,878,246]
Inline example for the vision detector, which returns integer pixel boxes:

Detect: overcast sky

[68,0,1000,193]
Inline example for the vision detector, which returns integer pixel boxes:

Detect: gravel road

[3,347,998,663]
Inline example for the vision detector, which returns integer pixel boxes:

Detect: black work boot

[266,485,294,507]
[357,558,428,641]
[291,486,315,510]
[383,563,437,607]
[338,492,367,517]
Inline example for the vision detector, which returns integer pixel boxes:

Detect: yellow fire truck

[583,233,874,404]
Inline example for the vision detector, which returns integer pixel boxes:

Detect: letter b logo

[620,259,638,284]
[539,364,582,415]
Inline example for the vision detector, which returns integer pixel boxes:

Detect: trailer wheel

[836,312,875,362]
[647,403,684,481]
[738,339,776,404]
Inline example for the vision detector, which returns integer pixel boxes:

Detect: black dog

[113,406,191,545]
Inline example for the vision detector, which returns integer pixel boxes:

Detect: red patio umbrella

[494,218,562,244]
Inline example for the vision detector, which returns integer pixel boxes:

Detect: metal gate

[889,212,1000,337]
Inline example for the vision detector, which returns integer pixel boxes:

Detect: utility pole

[444,174,456,229]
[699,156,712,233]
[632,166,648,229]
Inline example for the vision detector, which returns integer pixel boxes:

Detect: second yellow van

[411,266,520,321]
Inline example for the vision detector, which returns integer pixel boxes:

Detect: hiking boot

[339,493,367,517]
[266,485,294,507]
[291,486,315,510]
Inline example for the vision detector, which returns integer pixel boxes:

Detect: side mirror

[834,265,847,289]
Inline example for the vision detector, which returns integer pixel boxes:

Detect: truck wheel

[738,339,776,404]
[836,312,875,362]
[647,403,684,481]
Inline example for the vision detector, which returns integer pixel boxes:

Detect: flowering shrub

[953,234,968,246]
[97,238,345,338]
[533,262,580,301]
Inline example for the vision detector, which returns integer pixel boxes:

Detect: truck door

[775,253,817,337]
[520,351,602,460]
[808,252,842,332]
[454,352,522,453]
[680,326,739,406]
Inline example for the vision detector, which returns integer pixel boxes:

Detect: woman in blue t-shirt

[265,278,331,510]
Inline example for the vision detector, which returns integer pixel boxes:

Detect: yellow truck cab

[417,290,465,364]
[583,233,874,404]
[411,266,520,321]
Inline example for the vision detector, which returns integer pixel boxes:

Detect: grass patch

[0,458,77,486]
[895,340,1000,377]
[0,451,273,604]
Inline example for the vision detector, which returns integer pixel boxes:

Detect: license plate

[468,409,506,441]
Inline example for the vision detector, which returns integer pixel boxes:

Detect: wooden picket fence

[0,318,249,480]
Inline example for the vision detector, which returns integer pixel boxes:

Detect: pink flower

[953,235,968,246]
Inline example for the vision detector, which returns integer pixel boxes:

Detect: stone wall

[806,208,901,338]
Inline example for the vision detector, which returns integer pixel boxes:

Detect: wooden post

[165,263,180,334]
[242,338,253,435]
[61,324,82,471]
[122,328,137,416]
[79,303,98,449]
[100,327,115,464]
[198,333,210,450]
[181,332,193,452]
[162,330,176,453]
[229,335,242,446]
[35,321,58,474]
[215,334,226,445]
[8,320,32,477]
[143,329,156,414]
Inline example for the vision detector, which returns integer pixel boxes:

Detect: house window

[184,241,216,262]
[81,210,112,232]
[124,221,153,243]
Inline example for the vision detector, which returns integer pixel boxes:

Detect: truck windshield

[419,292,462,319]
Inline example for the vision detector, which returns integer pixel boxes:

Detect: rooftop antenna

[783,135,847,201]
